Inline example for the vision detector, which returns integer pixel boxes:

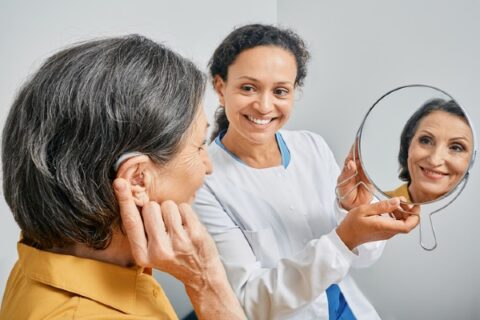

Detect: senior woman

[0,35,245,319]
[386,99,473,203]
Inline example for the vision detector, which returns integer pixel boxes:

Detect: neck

[408,184,437,204]
[49,229,135,268]
[222,129,281,168]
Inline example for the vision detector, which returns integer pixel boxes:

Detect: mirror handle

[419,173,470,251]
[419,212,437,251]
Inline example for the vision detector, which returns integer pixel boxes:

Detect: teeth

[247,115,272,125]
[422,168,446,176]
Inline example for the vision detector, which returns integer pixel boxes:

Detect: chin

[421,189,448,200]
[245,132,276,144]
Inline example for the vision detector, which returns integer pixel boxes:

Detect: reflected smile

[420,166,449,179]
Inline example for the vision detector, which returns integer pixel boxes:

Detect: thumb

[359,198,401,217]
[113,178,132,205]
[113,178,142,231]
[114,178,149,266]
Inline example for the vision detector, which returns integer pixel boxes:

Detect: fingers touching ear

[116,155,151,207]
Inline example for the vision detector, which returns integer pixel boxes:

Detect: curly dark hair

[398,98,468,182]
[209,24,310,140]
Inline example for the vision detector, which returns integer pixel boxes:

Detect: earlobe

[213,75,226,107]
[116,155,151,207]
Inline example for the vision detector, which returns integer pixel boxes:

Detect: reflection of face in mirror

[389,99,474,203]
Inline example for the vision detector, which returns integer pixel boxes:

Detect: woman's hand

[114,178,219,288]
[336,142,374,211]
[113,178,246,320]
[336,197,420,250]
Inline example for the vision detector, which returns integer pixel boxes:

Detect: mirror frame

[356,84,477,206]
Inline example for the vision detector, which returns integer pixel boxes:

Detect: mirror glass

[358,85,475,205]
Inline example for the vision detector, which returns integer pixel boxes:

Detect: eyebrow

[235,76,294,85]
[418,129,471,142]
[450,137,471,143]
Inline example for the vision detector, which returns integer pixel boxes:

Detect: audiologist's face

[214,46,297,147]
[407,111,473,203]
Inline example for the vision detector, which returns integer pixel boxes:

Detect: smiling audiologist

[194,24,420,320]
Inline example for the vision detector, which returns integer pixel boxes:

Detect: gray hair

[2,34,205,249]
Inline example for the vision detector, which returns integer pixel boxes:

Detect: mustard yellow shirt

[0,242,178,320]
[385,183,412,203]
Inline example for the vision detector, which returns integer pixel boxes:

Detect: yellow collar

[385,183,412,203]
[18,242,145,314]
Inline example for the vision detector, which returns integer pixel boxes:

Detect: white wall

[278,1,480,319]
[0,1,276,318]
[2,1,479,319]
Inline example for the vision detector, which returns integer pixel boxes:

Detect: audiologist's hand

[337,141,374,211]
[336,197,420,251]
[113,178,246,320]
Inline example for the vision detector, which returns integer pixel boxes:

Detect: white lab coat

[194,130,385,319]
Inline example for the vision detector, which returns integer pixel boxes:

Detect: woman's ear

[116,155,151,207]
[213,75,226,107]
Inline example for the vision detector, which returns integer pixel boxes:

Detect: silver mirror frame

[357,84,476,205]
[354,84,477,250]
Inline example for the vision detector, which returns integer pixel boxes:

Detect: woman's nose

[254,93,273,114]
[428,146,447,166]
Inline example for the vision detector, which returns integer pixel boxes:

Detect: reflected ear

[213,75,226,107]
[116,155,151,207]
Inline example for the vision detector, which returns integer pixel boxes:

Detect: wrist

[185,264,245,320]
[336,222,357,251]
[184,260,226,294]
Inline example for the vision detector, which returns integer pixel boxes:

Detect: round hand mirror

[357,84,476,250]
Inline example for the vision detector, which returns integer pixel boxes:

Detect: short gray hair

[2,34,205,249]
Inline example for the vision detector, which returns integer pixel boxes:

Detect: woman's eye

[198,140,207,152]
[450,143,465,153]
[241,85,255,93]
[274,88,289,97]
[419,136,433,145]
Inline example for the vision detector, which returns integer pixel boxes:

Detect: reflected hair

[209,24,310,140]
[398,98,467,182]
[2,35,205,250]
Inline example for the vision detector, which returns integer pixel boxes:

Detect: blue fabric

[275,131,291,168]
[214,131,244,164]
[214,130,291,168]
[326,284,356,320]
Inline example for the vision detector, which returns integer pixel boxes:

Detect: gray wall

[1,1,479,319]
[0,1,275,318]
[278,1,480,319]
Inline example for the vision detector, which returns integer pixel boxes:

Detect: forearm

[334,198,386,267]
[185,262,246,320]
[224,230,356,319]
